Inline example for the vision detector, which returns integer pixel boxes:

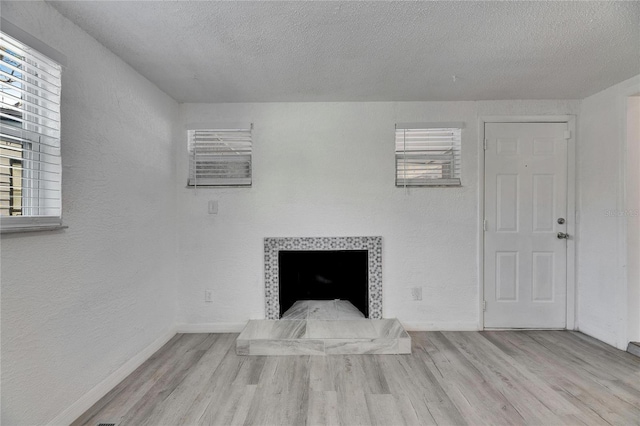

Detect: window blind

[188,127,252,187]
[0,31,62,229]
[395,126,462,187]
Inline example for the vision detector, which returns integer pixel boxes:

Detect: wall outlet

[204,290,213,303]
[208,200,218,214]
[411,287,423,301]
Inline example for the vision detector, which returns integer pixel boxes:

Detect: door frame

[478,115,577,330]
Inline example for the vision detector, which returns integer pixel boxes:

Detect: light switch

[208,200,218,214]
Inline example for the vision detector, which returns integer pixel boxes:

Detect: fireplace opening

[278,250,369,318]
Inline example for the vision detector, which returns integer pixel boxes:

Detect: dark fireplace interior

[278,250,369,318]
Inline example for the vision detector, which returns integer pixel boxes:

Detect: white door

[484,122,568,328]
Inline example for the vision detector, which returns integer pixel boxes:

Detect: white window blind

[188,126,252,187]
[0,31,62,230]
[395,124,462,187]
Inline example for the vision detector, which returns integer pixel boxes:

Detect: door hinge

[484,139,488,150]
[564,130,571,139]
[483,219,488,231]
[483,301,487,312]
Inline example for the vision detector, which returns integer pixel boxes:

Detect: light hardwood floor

[73,331,640,426]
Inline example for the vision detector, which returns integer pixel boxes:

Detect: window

[187,126,252,187]
[395,124,462,187]
[0,31,62,231]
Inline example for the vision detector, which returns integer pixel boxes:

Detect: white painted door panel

[484,122,568,328]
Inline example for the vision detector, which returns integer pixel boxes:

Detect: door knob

[557,218,565,224]
[557,232,570,239]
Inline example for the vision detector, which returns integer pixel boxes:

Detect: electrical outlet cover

[411,287,422,301]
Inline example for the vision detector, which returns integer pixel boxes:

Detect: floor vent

[97,423,118,426]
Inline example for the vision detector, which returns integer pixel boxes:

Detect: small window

[0,31,62,231]
[187,126,252,187]
[395,124,462,187]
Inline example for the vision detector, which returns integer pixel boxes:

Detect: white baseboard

[173,321,479,333]
[401,321,480,331]
[175,322,247,333]
[176,321,479,333]
[577,323,623,350]
[47,326,177,426]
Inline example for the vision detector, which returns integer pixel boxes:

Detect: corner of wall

[576,74,640,351]
[47,326,177,426]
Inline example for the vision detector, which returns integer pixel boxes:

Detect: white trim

[483,327,565,331]
[477,118,486,330]
[578,322,618,348]
[179,320,479,333]
[566,116,577,330]
[401,321,479,331]
[47,326,177,426]
[615,89,628,350]
[0,18,67,67]
[478,115,577,331]
[175,322,247,333]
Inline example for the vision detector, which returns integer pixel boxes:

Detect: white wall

[0,2,628,422]
[577,74,640,349]
[176,100,579,331]
[0,2,179,424]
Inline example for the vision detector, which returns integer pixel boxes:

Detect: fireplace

[264,237,383,319]
[279,250,369,317]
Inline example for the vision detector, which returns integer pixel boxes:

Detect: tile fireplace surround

[264,236,383,320]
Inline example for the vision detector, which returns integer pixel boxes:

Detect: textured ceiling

[48,1,639,103]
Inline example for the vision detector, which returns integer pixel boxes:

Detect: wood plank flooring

[72,331,640,426]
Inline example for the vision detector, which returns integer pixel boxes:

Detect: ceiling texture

[48,0,640,103]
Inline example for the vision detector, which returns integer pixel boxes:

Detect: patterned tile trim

[264,236,383,319]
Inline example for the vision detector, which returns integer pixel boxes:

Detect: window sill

[1,225,68,234]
